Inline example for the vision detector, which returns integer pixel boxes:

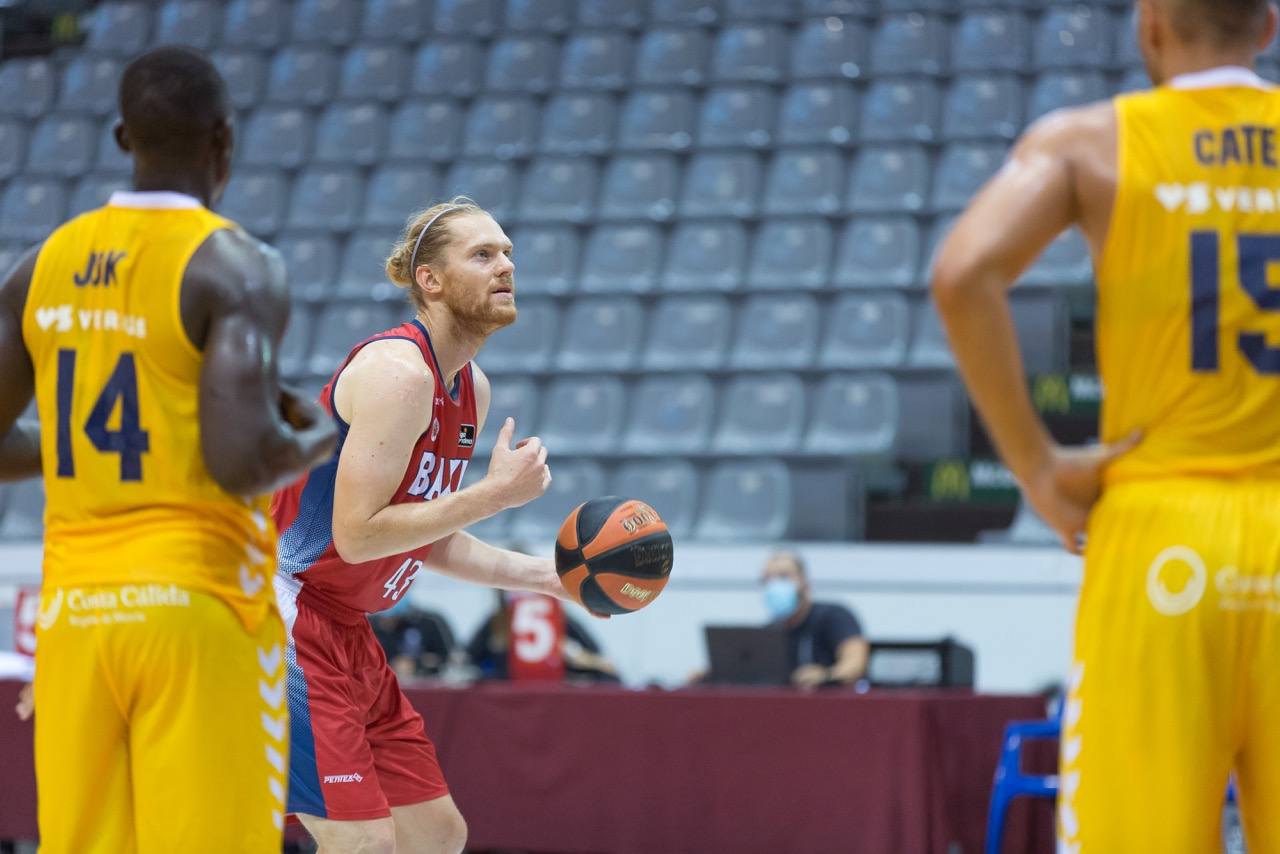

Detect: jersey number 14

[55,349,150,481]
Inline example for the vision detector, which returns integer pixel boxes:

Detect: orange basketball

[555,497,674,615]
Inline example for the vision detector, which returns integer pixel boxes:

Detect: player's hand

[1023,431,1141,555]
[484,418,552,509]
[279,386,321,430]
[792,664,830,690]
[15,681,33,721]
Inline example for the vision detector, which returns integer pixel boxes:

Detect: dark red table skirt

[0,679,1054,853]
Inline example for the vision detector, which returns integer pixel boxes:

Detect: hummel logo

[240,565,265,597]
[324,773,365,784]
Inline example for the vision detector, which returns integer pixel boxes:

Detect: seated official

[467,590,620,683]
[762,551,869,689]
[369,598,457,679]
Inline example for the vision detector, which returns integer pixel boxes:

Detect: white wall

[0,542,1083,693]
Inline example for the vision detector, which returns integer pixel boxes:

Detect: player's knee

[440,809,467,854]
[326,823,395,854]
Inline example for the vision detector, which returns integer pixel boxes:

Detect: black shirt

[774,601,863,670]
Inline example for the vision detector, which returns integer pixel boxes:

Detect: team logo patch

[430,418,440,442]
[458,424,476,448]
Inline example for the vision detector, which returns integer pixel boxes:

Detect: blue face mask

[763,578,799,620]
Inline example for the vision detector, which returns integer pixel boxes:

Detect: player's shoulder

[186,228,286,305]
[1019,100,1116,155]
[346,336,435,406]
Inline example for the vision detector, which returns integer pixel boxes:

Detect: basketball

[555,497,674,615]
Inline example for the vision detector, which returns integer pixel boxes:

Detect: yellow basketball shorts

[1059,478,1280,853]
[32,583,287,853]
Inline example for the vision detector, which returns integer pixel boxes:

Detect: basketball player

[933,1,1280,849]
[0,47,337,851]
[272,198,573,854]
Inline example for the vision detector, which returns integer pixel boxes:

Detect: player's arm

[0,246,44,481]
[330,345,551,564]
[931,105,1136,553]
[184,230,338,495]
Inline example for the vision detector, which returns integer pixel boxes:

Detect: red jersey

[271,319,478,622]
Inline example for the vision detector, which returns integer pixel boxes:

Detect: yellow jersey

[22,191,276,626]
[1098,67,1280,484]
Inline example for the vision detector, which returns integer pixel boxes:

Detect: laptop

[703,626,792,687]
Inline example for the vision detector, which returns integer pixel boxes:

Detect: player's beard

[442,275,517,339]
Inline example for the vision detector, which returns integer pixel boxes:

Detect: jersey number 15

[55,349,150,481]
[1191,231,1280,374]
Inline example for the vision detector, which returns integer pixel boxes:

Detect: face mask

[763,578,799,620]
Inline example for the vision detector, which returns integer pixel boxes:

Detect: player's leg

[296,815,397,854]
[391,795,468,854]
[31,586,136,853]
[1059,482,1237,852]
[121,587,288,853]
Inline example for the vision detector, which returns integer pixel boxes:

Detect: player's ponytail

[384,196,486,310]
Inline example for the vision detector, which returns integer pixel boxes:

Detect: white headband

[409,205,460,271]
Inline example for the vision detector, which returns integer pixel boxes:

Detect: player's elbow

[331,518,374,564]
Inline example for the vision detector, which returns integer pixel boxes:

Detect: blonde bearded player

[934,0,1280,849]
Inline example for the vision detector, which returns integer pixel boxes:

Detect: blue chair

[985,718,1059,854]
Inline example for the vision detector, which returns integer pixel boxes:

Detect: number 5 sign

[507,593,565,682]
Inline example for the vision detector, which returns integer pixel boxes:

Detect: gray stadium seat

[1021,227,1092,287]
[931,142,1007,213]
[96,119,130,174]
[643,295,731,370]
[556,296,645,371]
[1114,7,1141,68]
[712,23,789,84]
[411,41,485,99]
[847,146,931,214]
[337,231,400,302]
[598,154,679,221]
[509,459,607,543]
[663,220,747,292]
[747,219,832,290]
[212,50,268,110]
[1008,293,1069,374]
[712,373,806,454]
[287,167,363,232]
[617,90,697,151]
[241,108,313,170]
[291,0,358,46]
[0,122,25,180]
[363,166,438,231]
[156,1,221,50]
[509,225,579,295]
[443,161,519,223]
[279,304,314,379]
[819,293,911,369]
[699,86,776,149]
[308,302,400,376]
[871,14,949,76]
[622,374,716,454]
[952,10,1030,74]
[652,0,719,25]
[540,93,616,156]
[476,376,540,454]
[834,216,919,289]
[906,298,953,369]
[895,376,968,461]
[791,17,869,80]
[804,373,898,456]
[266,47,339,107]
[678,151,760,219]
[518,157,598,223]
[578,0,646,29]
[434,0,501,37]
[611,460,699,540]
[219,170,288,235]
[506,0,574,32]
[486,36,560,95]
[223,0,287,49]
[580,224,663,293]
[921,214,957,284]
[27,116,94,178]
[943,75,1023,141]
[275,232,341,302]
[802,0,874,13]
[339,45,408,103]
[388,101,462,162]
[0,479,44,540]
[70,173,129,217]
[634,28,710,88]
[1027,71,1108,122]
[538,376,627,454]
[762,149,843,215]
[361,0,427,42]
[860,80,940,144]
[726,0,797,20]
[1034,5,1112,69]
[0,180,66,242]
[458,459,509,541]
[58,56,123,117]
[86,2,151,56]
[560,32,633,92]
[480,298,559,372]
[463,97,540,160]
[695,460,793,541]
[314,102,388,167]
[880,0,949,10]
[0,59,55,119]
[777,82,858,147]
[1116,67,1151,95]
[0,246,25,279]
[730,294,820,369]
